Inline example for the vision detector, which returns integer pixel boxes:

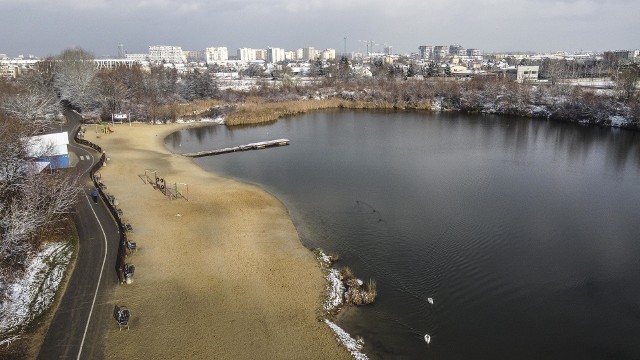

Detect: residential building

[467,48,482,57]
[419,46,433,59]
[303,47,317,61]
[449,44,464,56]
[126,53,149,62]
[433,46,449,60]
[149,45,184,64]
[0,58,40,79]
[516,65,539,82]
[237,48,256,62]
[267,47,285,63]
[254,49,267,61]
[184,50,205,63]
[206,47,229,64]
[284,51,296,61]
[320,48,336,61]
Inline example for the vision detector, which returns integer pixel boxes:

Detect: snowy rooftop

[24,131,69,157]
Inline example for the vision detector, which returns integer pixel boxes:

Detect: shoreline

[84,122,351,359]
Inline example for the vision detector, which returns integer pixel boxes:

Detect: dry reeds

[340,266,354,281]
[225,99,344,126]
[344,278,377,306]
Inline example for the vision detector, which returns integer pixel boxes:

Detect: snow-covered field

[0,242,72,335]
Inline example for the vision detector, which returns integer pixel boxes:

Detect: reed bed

[224,98,436,126]
[225,99,343,126]
[149,99,225,122]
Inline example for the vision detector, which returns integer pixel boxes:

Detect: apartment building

[267,47,285,63]
[149,45,184,64]
[418,46,433,59]
[303,47,317,61]
[237,48,256,62]
[206,47,229,64]
[320,48,336,61]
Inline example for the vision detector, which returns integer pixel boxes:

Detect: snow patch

[609,115,629,127]
[0,242,72,333]
[324,268,345,312]
[315,249,344,312]
[324,319,369,360]
[175,117,225,125]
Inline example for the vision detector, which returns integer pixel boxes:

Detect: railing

[74,125,128,283]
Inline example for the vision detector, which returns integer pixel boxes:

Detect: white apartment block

[149,45,184,64]
[320,49,336,61]
[295,49,304,60]
[255,49,267,61]
[285,51,296,61]
[206,47,229,64]
[184,50,205,63]
[125,53,149,62]
[237,48,256,62]
[303,47,317,61]
[267,47,285,63]
[0,59,39,79]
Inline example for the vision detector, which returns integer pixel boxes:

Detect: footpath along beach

[84,123,350,359]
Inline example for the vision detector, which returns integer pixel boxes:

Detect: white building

[320,49,336,61]
[303,47,317,61]
[267,47,285,63]
[237,48,256,62]
[516,65,539,82]
[284,51,296,61]
[25,132,70,169]
[206,47,229,64]
[149,45,184,64]
[125,53,149,62]
[255,49,267,61]
[0,58,40,79]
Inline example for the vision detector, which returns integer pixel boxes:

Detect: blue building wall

[39,155,70,169]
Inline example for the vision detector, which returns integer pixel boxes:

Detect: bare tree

[54,48,99,113]
[98,70,132,118]
[615,64,640,99]
[1,72,61,131]
[0,114,79,266]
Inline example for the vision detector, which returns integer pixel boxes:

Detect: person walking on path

[91,188,99,203]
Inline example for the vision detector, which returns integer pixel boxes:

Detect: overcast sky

[1,0,638,58]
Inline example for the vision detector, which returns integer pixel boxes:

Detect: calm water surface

[166,111,640,359]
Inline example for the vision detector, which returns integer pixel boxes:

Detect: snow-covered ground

[0,242,72,334]
[316,249,370,359]
[175,117,225,125]
[324,320,369,360]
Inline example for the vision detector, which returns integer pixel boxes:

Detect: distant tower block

[118,44,126,58]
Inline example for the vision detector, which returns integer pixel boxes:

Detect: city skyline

[1,0,638,58]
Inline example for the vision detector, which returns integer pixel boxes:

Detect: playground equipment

[141,169,189,201]
[113,305,131,330]
[95,123,114,134]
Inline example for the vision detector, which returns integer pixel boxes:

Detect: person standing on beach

[91,188,99,203]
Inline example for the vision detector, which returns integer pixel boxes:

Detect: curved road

[38,111,121,360]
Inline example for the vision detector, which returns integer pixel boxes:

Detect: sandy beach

[84,122,350,359]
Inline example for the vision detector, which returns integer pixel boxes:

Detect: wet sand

[84,123,349,359]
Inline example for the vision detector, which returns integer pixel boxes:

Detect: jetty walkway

[182,139,290,158]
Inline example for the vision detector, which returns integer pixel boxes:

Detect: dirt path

[85,123,349,359]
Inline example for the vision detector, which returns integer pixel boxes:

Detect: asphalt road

[38,112,121,360]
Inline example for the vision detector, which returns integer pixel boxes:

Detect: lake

[166,110,640,359]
